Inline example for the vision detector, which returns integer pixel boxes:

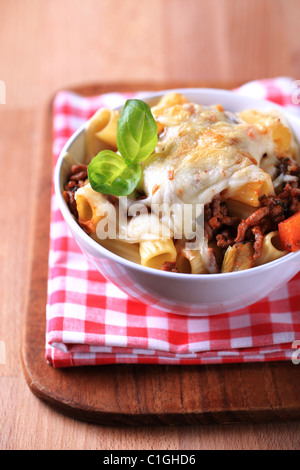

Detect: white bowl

[54,88,300,316]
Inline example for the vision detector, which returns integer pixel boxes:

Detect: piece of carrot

[278,211,300,252]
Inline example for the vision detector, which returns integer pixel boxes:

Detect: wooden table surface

[1,0,300,450]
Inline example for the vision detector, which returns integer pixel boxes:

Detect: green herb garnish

[87,99,158,196]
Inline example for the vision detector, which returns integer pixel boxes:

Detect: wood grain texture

[1,0,300,108]
[21,82,300,428]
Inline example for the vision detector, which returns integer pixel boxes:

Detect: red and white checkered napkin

[46,77,300,367]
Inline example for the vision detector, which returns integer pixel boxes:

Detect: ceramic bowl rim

[54,87,300,280]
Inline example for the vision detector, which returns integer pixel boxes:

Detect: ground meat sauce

[63,164,120,236]
[204,194,240,248]
[251,225,264,261]
[63,164,88,219]
[204,156,300,266]
[63,156,300,271]
[161,261,178,272]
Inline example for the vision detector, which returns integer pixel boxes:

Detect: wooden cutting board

[21,82,300,426]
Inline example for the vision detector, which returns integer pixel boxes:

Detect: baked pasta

[63,92,300,274]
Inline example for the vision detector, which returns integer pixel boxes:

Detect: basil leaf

[87,99,157,196]
[88,150,141,196]
[117,99,158,164]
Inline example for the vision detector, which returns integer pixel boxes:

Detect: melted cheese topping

[81,94,300,273]
[138,102,295,209]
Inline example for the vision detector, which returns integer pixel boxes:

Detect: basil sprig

[87,99,158,196]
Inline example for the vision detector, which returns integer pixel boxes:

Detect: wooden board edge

[20,97,53,396]
[20,82,300,427]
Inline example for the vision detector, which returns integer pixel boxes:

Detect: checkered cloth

[46,77,300,367]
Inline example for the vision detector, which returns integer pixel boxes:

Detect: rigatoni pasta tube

[229,180,272,207]
[75,183,108,233]
[95,110,119,147]
[154,92,190,109]
[85,108,120,162]
[180,248,208,274]
[238,109,292,154]
[90,235,141,265]
[151,92,190,132]
[139,239,177,269]
[226,199,256,219]
[254,231,287,266]
[221,242,254,272]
